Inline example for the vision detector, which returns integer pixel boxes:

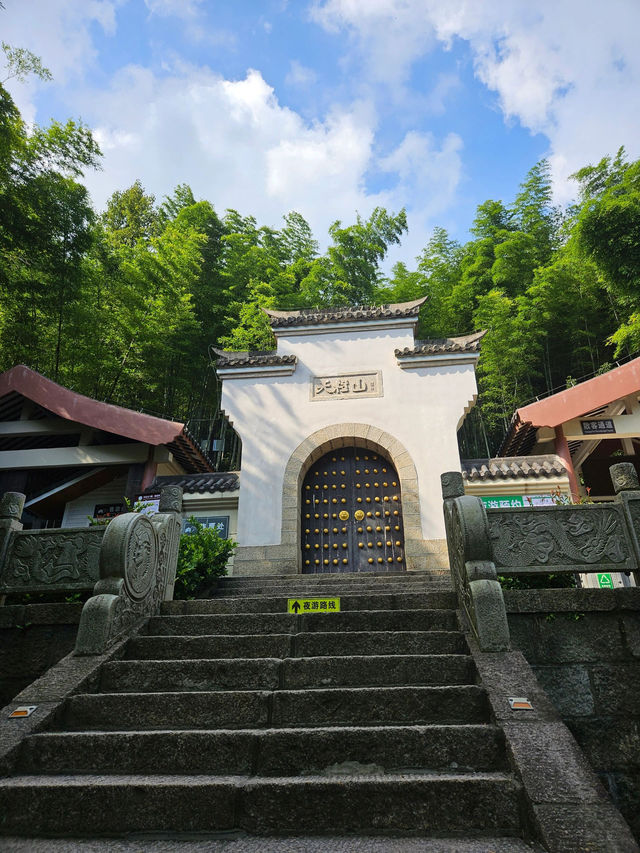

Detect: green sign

[481,495,525,508]
[596,573,614,589]
[480,494,557,509]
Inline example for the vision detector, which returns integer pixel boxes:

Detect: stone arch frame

[281,423,422,573]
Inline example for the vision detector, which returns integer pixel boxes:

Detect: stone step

[162,591,457,615]
[19,724,506,776]
[217,570,446,586]
[0,836,547,853]
[214,576,452,591]
[146,609,458,636]
[0,772,523,836]
[213,584,452,598]
[62,686,490,731]
[100,654,476,693]
[125,630,467,660]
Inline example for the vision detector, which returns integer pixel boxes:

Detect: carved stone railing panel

[442,462,640,652]
[0,527,106,593]
[487,504,636,574]
[0,485,183,651]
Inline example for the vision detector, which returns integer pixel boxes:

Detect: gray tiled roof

[396,331,486,358]
[212,348,297,368]
[462,455,566,482]
[152,472,239,494]
[264,297,427,328]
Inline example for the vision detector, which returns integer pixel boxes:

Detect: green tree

[101,180,159,248]
[299,207,407,306]
[0,49,101,378]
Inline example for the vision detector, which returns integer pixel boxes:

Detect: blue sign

[183,516,230,538]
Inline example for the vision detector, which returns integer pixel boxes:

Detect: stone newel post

[611,462,640,587]
[0,492,25,590]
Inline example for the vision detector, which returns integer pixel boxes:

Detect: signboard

[288,597,341,613]
[310,371,382,401]
[136,497,160,516]
[596,573,614,589]
[93,503,123,521]
[183,516,230,538]
[480,494,558,509]
[581,419,616,435]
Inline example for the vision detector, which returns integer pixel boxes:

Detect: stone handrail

[441,462,640,652]
[0,485,184,655]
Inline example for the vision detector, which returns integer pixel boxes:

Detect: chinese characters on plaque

[310,371,382,401]
[581,419,616,435]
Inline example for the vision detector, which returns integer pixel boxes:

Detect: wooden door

[301,447,405,573]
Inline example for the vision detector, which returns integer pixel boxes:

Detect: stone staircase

[0,571,540,846]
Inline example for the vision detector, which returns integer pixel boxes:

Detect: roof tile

[151,472,239,494]
[462,455,566,482]
[264,297,426,328]
[212,348,296,368]
[395,331,486,358]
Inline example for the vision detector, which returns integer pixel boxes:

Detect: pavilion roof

[0,365,213,473]
[499,357,640,457]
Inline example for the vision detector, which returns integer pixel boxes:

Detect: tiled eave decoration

[213,348,297,379]
[264,297,427,336]
[462,455,567,482]
[150,471,239,495]
[395,331,486,369]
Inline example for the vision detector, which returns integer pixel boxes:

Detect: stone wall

[505,587,640,841]
[0,603,82,707]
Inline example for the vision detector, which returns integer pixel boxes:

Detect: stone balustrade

[441,462,640,651]
[0,486,183,655]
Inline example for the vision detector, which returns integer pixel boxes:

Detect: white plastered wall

[219,324,479,572]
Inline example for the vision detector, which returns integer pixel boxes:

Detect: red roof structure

[0,365,213,474]
[500,357,640,499]
[501,358,640,458]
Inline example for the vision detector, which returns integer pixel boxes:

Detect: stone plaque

[310,371,382,401]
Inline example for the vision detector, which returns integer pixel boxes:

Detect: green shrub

[173,516,236,599]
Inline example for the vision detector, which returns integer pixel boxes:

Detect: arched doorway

[301,446,405,573]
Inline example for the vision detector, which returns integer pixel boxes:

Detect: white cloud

[79,65,384,243]
[1,0,463,259]
[80,62,461,256]
[379,130,464,267]
[285,60,318,88]
[144,0,203,18]
[1,0,118,122]
[310,0,436,86]
[312,0,640,202]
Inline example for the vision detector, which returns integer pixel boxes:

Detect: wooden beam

[0,419,81,436]
[0,443,149,469]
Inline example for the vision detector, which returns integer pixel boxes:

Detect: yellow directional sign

[288,597,340,614]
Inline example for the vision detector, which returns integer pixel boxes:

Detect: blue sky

[3,0,640,267]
